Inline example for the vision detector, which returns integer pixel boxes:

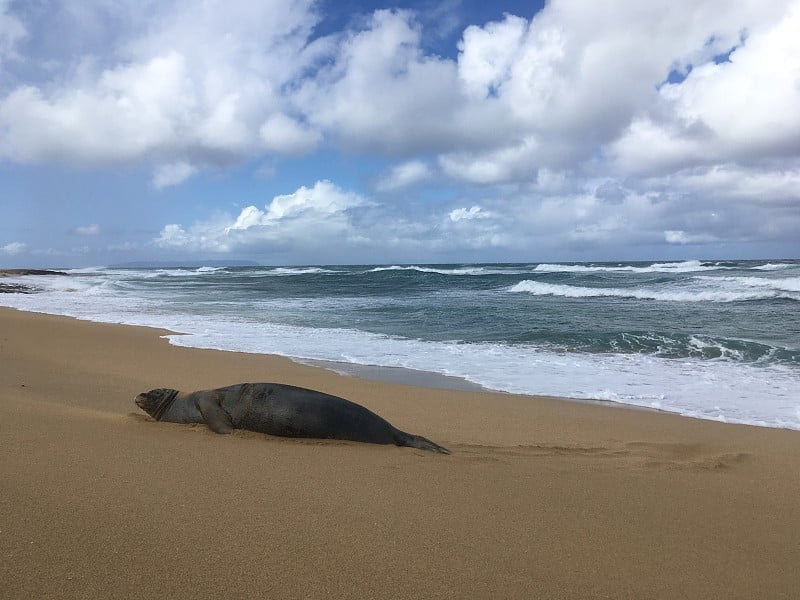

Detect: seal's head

[135,388,179,421]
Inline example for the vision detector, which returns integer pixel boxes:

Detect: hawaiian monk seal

[135,382,450,454]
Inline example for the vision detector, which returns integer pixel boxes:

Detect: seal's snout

[135,388,179,421]
[134,391,158,413]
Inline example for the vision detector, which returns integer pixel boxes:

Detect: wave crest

[367,265,510,276]
[508,280,799,302]
[533,260,720,274]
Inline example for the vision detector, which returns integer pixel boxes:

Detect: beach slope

[1,307,798,599]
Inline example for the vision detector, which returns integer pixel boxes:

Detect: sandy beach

[1,306,799,599]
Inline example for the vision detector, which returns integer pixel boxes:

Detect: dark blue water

[127,261,800,364]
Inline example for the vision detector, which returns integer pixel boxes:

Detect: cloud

[375,160,431,191]
[155,223,193,248]
[633,164,800,246]
[0,241,25,255]
[0,0,321,167]
[440,1,797,183]
[665,230,718,245]
[438,136,539,184]
[0,0,26,63]
[0,52,195,165]
[153,180,517,260]
[657,164,800,204]
[448,205,490,222]
[157,180,371,256]
[149,160,800,263]
[457,14,528,99]
[259,113,321,156]
[153,161,198,188]
[73,224,100,235]
[295,9,508,155]
[227,180,368,227]
[608,2,800,175]
[2,0,797,185]
[440,205,510,250]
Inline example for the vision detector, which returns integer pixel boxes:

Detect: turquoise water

[2,259,799,428]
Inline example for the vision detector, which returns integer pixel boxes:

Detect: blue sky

[1,0,799,267]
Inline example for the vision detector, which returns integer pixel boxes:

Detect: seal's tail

[394,430,451,454]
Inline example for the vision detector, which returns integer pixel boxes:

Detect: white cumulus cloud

[448,205,490,222]
[157,180,371,259]
[457,14,528,99]
[227,180,368,230]
[296,9,507,155]
[375,160,432,191]
[608,2,800,175]
[0,241,25,254]
[0,0,321,169]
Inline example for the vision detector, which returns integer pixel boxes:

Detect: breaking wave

[533,260,722,274]
[367,265,519,276]
[508,279,800,302]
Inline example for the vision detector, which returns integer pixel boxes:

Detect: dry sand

[1,306,799,599]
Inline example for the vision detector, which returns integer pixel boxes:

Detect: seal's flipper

[195,393,234,434]
[393,430,451,454]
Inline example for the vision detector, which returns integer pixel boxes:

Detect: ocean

[2,260,799,430]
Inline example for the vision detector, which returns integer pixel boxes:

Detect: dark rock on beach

[0,283,35,293]
[0,269,69,277]
[0,269,68,293]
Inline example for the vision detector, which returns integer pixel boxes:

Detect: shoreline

[301,357,488,392]
[2,264,798,431]
[8,302,792,429]
[303,357,672,416]
[3,305,702,422]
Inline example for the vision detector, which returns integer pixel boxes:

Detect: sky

[1,0,799,267]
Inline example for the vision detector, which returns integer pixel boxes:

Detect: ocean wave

[64,266,115,275]
[695,276,800,293]
[608,332,794,363]
[533,260,723,274]
[195,266,226,273]
[268,267,341,275]
[753,263,794,271]
[149,267,229,277]
[507,280,798,302]
[367,265,521,276]
[2,269,799,430]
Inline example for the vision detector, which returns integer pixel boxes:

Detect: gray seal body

[135,382,449,454]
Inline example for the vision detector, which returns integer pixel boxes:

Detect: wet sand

[1,307,799,599]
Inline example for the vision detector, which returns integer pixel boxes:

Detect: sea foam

[508,279,800,302]
[532,260,720,274]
